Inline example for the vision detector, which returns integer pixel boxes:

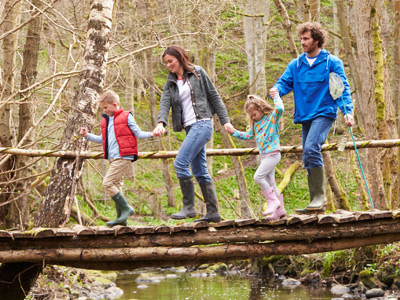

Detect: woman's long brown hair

[162,45,198,82]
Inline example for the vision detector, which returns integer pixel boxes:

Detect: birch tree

[243,0,269,98]
[34,0,115,227]
[0,0,20,223]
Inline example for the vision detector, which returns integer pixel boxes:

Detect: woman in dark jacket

[153,45,234,222]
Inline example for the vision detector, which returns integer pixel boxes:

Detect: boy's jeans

[174,120,213,184]
[301,116,335,172]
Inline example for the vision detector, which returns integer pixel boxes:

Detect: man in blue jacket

[274,22,354,213]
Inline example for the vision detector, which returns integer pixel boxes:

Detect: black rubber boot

[296,167,327,214]
[194,182,221,223]
[106,192,133,227]
[171,177,197,219]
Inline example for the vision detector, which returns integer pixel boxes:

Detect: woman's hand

[153,123,166,136]
[224,122,235,135]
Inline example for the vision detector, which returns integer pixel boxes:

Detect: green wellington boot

[194,182,221,223]
[106,192,134,227]
[171,177,197,219]
[296,166,326,214]
[106,206,127,227]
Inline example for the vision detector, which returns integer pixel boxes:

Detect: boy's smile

[101,101,118,116]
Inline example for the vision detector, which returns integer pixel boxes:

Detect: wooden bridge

[1,210,400,270]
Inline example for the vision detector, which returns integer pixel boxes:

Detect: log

[0,139,399,159]
[1,232,400,270]
[1,216,400,250]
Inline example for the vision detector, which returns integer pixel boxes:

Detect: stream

[114,268,362,300]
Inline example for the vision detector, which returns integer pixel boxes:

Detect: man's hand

[269,87,279,99]
[344,114,355,127]
[80,127,88,138]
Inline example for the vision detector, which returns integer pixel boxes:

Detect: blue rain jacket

[274,49,353,124]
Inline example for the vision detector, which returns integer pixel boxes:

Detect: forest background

[0,0,399,233]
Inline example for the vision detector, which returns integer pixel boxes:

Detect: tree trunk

[0,0,20,225]
[310,0,320,22]
[243,0,269,98]
[336,0,364,126]
[350,0,387,209]
[273,0,298,59]
[6,0,42,230]
[34,0,115,227]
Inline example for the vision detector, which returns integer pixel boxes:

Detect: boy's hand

[80,127,88,138]
[269,87,279,99]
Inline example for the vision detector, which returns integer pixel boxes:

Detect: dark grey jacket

[157,65,230,132]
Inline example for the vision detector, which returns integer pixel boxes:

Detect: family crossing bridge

[1,210,400,270]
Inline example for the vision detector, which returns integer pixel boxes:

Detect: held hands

[80,127,88,138]
[269,87,279,99]
[153,123,166,137]
[224,122,235,135]
[344,114,355,127]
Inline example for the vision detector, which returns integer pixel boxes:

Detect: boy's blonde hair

[98,90,120,105]
[244,95,274,130]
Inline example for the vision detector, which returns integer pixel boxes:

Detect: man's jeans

[174,120,213,184]
[302,116,335,171]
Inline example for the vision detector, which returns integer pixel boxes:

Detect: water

[115,268,356,300]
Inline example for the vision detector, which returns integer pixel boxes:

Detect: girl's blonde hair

[244,95,274,130]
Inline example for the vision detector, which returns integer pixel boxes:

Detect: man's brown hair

[296,22,328,48]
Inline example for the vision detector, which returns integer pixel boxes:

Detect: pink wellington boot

[262,187,281,216]
[267,194,286,220]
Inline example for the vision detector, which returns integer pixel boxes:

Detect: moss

[359,269,380,289]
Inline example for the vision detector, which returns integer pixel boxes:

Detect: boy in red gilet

[80,90,153,226]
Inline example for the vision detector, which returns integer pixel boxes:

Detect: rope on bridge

[0,139,399,160]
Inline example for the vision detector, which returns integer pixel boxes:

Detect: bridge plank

[0,230,13,239]
[55,228,77,237]
[71,225,95,236]
[353,211,373,221]
[134,226,156,235]
[115,226,135,235]
[33,228,56,238]
[318,214,336,224]
[95,226,117,235]
[12,231,34,239]
[235,219,257,227]
[291,214,318,224]
[155,225,171,233]
[209,220,236,228]
[369,210,393,219]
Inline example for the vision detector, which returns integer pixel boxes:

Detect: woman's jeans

[174,120,213,184]
[302,116,335,171]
